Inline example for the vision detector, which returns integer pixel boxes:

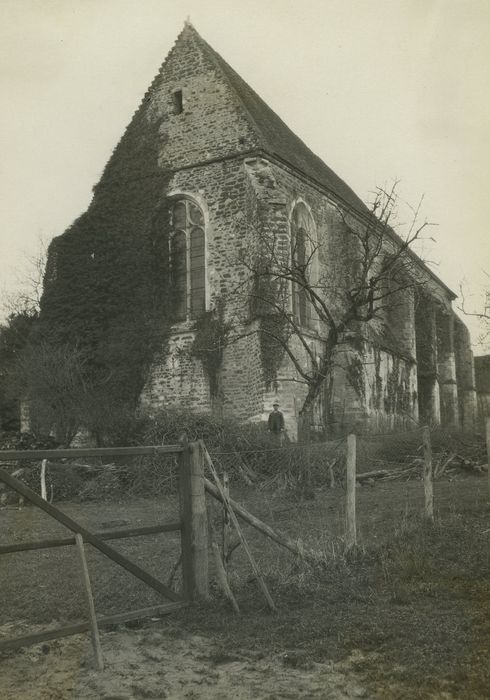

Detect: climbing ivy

[258,314,289,389]
[0,311,38,431]
[385,357,411,414]
[190,300,231,398]
[33,186,172,442]
[30,91,175,443]
[345,354,366,401]
[249,271,289,389]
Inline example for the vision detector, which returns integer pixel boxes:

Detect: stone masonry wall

[436,309,459,429]
[475,355,490,428]
[142,330,209,412]
[142,157,265,419]
[143,150,472,436]
[454,314,477,432]
[138,26,474,435]
[244,158,420,436]
[145,26,261,172]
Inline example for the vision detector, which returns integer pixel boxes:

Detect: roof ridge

[180,28,456,298]
[183,24,368,215]
[184,25,269,152]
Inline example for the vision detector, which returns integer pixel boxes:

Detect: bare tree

[13,338,139,446]
[1,236,48,319]
[13,341,89,446]
[459,272,490,350]
[0,237,49,431]
[236,183,433,437]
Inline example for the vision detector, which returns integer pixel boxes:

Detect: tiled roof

[186,26,459,299]
[188,25,368,214]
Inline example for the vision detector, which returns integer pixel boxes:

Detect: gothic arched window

[290,202,317,328]
[170,199,206,320]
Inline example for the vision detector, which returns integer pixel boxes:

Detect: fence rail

[0,440,208,666]
[0,444,184,462]
[0,522,183,555]
[1,426,488,667]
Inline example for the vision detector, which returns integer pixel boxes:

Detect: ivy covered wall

[31,22,476,442]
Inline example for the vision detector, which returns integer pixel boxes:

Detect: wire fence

[0,426,487,508]
[0,424,487,569]
[0,453,181,505]
[207,426,489,555]
[0,427,488,632]
[210,439,346,492]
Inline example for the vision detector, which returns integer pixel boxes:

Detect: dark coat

[268,410,285,433]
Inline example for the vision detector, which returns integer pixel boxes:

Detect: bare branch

[231,180,434,433]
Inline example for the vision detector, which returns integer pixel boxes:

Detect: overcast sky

[1,0,489,350]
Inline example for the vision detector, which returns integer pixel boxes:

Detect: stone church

[42,23,477,438]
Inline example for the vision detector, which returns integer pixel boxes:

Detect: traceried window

[290,202,317,328]
[170,199,206,320]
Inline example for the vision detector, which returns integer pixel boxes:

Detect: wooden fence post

[486,416,490,500]
[75,534,104,671]
[222,471,231,570]
[179,438,209,601]
[345,433,357,549]
[422,426,434,522]
[40,459,47,501]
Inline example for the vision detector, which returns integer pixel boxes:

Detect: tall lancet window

[170,199,206,320]
[290,202,317,328]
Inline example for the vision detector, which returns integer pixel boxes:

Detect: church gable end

[99,23,261,189]
[32,22,477,442]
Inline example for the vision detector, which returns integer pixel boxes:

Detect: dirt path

[0,622,372,699]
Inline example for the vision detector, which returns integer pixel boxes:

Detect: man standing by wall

[268,401,285,446]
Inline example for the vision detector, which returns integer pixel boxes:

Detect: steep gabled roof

[96,23,455,300]
[186,24,368,214]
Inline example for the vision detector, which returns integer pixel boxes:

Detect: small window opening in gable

[172,89,183,115]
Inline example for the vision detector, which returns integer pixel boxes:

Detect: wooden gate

[0,440,208,663]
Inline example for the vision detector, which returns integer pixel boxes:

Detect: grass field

[0,473,489,698]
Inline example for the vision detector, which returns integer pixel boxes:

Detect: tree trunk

[298,360,334,442]
[298,403,313,443]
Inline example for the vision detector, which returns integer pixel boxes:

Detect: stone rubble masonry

[240,158,422,437]
[437,310,459,430]
[415,298,441,426]
[475,355,490,428]
[146,26,261,172]
[454,314,477,433]
[79,24,478,436]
